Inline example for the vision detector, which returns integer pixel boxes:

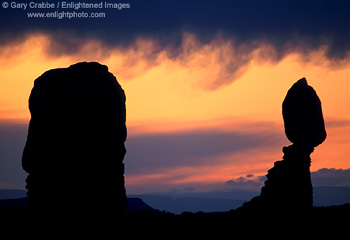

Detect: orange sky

[1,34,350,193]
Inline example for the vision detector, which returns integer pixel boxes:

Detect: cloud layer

[224,168,350,192]
[225,174,266,191]
[125,127,285,175]
[1,122,350,191]
[2,0,350,58]
[312,168,350,187]
[1,1,350,81]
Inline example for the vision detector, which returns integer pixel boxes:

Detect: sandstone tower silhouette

[22,62,127,213]
[241,78,326,212]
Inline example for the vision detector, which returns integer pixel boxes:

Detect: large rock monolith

[22,62,127,214]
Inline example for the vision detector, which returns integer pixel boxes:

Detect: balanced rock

[239,78,326,214]
[22,62,127,213]
[282,77,327,147]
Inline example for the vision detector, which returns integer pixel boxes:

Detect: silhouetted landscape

[2,187,350,211]
[0,195,349,236]
[0,63,349,236]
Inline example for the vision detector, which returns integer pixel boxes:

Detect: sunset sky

[1,0,350,194]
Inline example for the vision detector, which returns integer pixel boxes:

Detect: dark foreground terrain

[0,199,349,237]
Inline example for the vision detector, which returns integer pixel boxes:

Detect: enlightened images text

[8,2,131,11]
[61,2,130,10]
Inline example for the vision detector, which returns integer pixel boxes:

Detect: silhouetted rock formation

[283,77,327,147]
[22,62,127,213]
[240,78,326,213]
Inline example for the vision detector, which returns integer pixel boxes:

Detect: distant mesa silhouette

[22,62,127,213]
[240,78,327,213]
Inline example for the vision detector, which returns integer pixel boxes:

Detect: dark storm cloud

[1,0,350,60]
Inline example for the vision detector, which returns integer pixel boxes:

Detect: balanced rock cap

[282,77,327,147]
